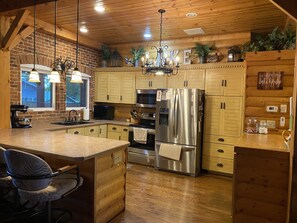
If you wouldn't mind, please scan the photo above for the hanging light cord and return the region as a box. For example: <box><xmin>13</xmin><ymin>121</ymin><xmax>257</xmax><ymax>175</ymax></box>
<box><xmin>75</xmin><ymin>0</ymin><xmax>79</xmax><ymax>68</ymax></box>
<box><xmin>33</xmin><ymin>0</ymin><xmax>37</xmax><ymax>69</ymax></box>
<box><xmin>159</xmin><ymin>10</ymin><xmax>163</xmax><ymax>49</ymax></box>
<box><xmin>54</xmin><ymin>0</ymin><xmax>57</xmax><ymax>65</ymax></box>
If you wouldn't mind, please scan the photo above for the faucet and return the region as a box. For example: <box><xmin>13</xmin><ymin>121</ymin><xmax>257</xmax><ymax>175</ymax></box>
<box><xmin>67</xmin><ymin>109</ymin><xmax>78</xmax><ymax>122</ymax></box>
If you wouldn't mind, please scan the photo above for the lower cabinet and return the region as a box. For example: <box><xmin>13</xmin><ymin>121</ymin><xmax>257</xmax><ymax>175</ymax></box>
<box><xmin>107</xmin><ymin>125</ymin><xmax>129</xmax><ymax>141</ymax></box>
<box><xmin>67</xmin><ymin>127</ymin><xmax>85</xmax><ymax>135</ymax></box>
<box><xmin>84</xmin><ymin>126</ymin><xmax>99</xmax><ymax>137</ymax></box>
<box><xmin>66</xmin><ymin>124</ymin><xmax>107</xmax><ymax>138</ymax></box>
<box><xmin>99</xmin><ymin>125</ymin><xmax>107</xmax><ymax>138</ymax></box>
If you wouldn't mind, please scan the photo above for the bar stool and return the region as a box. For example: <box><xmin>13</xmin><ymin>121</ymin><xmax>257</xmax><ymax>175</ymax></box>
<box><xmin>4</xmin><ymin>149</ymin><xmax>83</xmax><ymax>223</ymax></box>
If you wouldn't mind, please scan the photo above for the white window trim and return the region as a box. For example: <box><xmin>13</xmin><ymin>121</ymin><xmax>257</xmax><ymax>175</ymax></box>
<box><xmin>66</xmin><ymin>72</ymin><xmax>90</xmax><ymax>111</ymax></box>
<box><xmin>20</xmin><ymin>64</ymin><xmax>56</xmax><ymax>112</ymax></box>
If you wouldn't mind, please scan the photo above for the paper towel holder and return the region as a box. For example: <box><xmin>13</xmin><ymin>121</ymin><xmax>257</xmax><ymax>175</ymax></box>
<box><xmin>83</xmin><ymin>107</ymin><xmax>90</xmax><ymax>121</ymax></box>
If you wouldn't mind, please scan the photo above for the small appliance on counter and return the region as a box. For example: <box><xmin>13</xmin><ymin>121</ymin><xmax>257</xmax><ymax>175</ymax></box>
<box><xmin>10</xmin><ymin>105</ymin><xmax>32</xmax><ymax>128</ymax></box>
<box><xmin>93</xmin><ymin>105</ymin><xmax>114</xmax><ymax>120</ymax></box>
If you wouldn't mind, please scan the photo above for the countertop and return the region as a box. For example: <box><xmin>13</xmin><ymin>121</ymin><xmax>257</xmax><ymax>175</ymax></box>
<box><xmin>235</xmin><ymin>133</ymin><xmax>289</xmax><ymax>153</ymax></box>
<box><xmin>0</xmin><ymin>119</ymin><xmax>130</xmax><ymax>161</ymax></box>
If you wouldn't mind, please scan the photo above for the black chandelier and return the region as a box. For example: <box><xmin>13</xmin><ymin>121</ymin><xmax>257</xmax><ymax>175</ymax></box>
<box><xmin>142</xmin><ymin>9</ymin><xmax>179</xmax><ymax>76</ymax></box>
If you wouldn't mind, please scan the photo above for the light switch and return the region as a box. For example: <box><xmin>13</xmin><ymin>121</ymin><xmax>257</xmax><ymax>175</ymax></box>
<box><xmin>266</xmin><ymin>120</ymin><xmax>276</xmax><ymax>129</ymax></box>
<box><xmin>280</xmin><ymin>117</ymin><xmax>285</xmax><ymax>127</ymax></box>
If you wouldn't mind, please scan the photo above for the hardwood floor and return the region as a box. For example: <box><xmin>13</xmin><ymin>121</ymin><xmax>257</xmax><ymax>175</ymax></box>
<box><xmin>110</xmin><ymin>163</ymin><xmax>233</xmax><ymax>223</ymax></box>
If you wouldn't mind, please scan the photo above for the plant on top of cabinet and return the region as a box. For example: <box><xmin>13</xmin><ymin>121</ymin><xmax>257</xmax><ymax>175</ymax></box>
<box><xmin>195</xmin><ymin>43</ymin><xmax>213</xmax><ymax>64</ymax></box>
<box><xmin>125</xmin><ymin>46</ymin><xmax>145</xmax><ymax>67</ymax></box>
<box><xmin>100</xmin><ymin>44</ymin><xmax>111</xmax><ymax>67</ymax></box>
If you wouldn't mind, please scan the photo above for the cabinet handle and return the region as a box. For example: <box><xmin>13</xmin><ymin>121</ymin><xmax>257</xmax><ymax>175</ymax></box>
<box><xmin>119</xmin><ymin>136</ymin><xmax>121</xmax><ymax>140</ymax></box>
<box><xmin>220</xmin><ymin>102</ymin><xmax>223</xmax><ymax>109</ymax></box>
<box><xmin>186</xmin><ymin>81</ymin><xmax>188</xmax><ymax>87</ymax></box>
<box><xmin>221</xmin><ymin>80</ymin><xmax>224</xmax><ymax>86</ymax></box>
<box><xmin>112</xmin><ymin>127</ymin><xmax>117</xmax><ymax>130</ymax></box>
<box><xmin>223</xmin><ymin>102</ymin><xmax>226</xmax><ymax>109</ymax></box>
<box><xmin>120</xmin><ymin>95</ymin><xmax>123</xmax><ymax>101</ymax></box>
<box><xmin>224</xmin><ymin>80</ymin><xmax>227</xmax><ymax>87</ymax></box>
<box><xmin>74</xmin><ymin>131</ymin><xmax>79</xmax><ymax>134</ymax></box>
<box><xmin>184</xmin><ymin>81</ymin><xmax>186</xmax><ymax>87</ymax></box>
<box><xmin>90</xmin><ymin>129</ymin><xmax>94</xmax><ymax>132</ymax></box>
<box><xmin>217</xmin><ymin>149</ymin><xmax>224</xmax><ymax>153</ymax></box>
<box><xmin>218</xmin><ymin>138</ymin><xmax>225</xmax><ymax>142</ymax></box>
<box><xmin>100</xmin><ymin>129</ymin><xmax>102</xmax><ymax>134</ymax></box>
<box><xmin>107</xmin><ymin>95</ymin><xmax>109</xmax><ymax>100</ymax></box>
<box><xmin>217</xmin><ymin>163</ymin><xmax>224</xmax><ymax>168</ymax></box>
<box><xmin>150</xmin><ymin>81</ymin><xmax>153</xmax><ymax>87</ymax></box>
<box><xmin>123</xmin><ymin>128</ymin><xmax>128</xmax><ymax>132</ymax></box>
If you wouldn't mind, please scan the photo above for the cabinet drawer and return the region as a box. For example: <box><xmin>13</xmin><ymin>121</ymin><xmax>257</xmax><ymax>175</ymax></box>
<box><xmin>204</xmin><ymin>134</ymin><xmax>237</xmax><ymax>145</ymax></box>
<box><xmin>108</xmin><ymin>125</ymin><xmax>121</xmax><ymax>133</ymax></box>
<box><xmin>67</xmin><ymin>127</ymin><xmax>85</xmax><ymax>135</ymax></box>
<box><xmin>108</xmin><ymin>132</ymin><xmax>121</xmax><ymax>140</ymax></box>
<box><xmin>85</xmin><ymin>126</ymin><xmax>99</xmax><ymax>137</ymax></box>
<box><xmin>203</xmin><ymin>142</ymin><xmax>234</xmax><ymax>159</ymax></box>
<box><xmin>202</xmin><ymin>156</ymin><xmax>234</xmax><ymax>174</ymax></box>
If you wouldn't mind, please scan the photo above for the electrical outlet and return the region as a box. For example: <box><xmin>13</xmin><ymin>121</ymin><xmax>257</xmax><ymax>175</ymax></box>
<box><xmin>266</xmin><ymin>120</ymin><xmax>276</xmax><ymax>129</ymax></box>
<box><xmin>280</xmin><ymin>117</ymin><xmax>286</xmax><ymax>127</ymax></box>
<box><xmin>280</xmin><ymin>104</ymin><xmax>287</xmax><ymax>113</ymax></box>
<box><xmin>266</xmin><ymin>106</ymin><xmax>278</xmax><ymax>113</ymax></box>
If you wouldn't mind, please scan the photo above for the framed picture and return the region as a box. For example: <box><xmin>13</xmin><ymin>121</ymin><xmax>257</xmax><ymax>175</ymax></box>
<box><xmin>257</xmin><ymin>71</ymin><xmax>284</xmax><ymax>90</ymax></box>
<box><xmin>183</xmin><ymin>49</ymin><xmax>191</xmax><ymax>64</ymax></box>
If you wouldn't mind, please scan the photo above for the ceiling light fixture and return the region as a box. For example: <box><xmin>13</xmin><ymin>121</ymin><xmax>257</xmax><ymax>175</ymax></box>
<box><xmin>94</xmin><ymin>3</ymin><xmax>105</xmax><ymax>13</ymax></box>
<box><xmin>80</xmin><ymin>26</ymin><xmax>88</xmax><ymax>33</ymax></box>
<box><xmin>142</xmin><ymin>9</ymin><xmax>179</xmax><ymax>76</ymax></box>
<box><xmin>186</xmin><ymin>12</ymin><xmax>198</xmax><ymax>17</ymax></box>
<box><xmin>29</xmin><ymin>0</ymin><xmax>40</xmax><ymax>83</ymax></box>
<box><xmin>49</xmin><ymin>0</ymin><xmax>61</xmax><ymax>83</ymax></box>
<box><xmin>71</xmin><ymin>0</ymin><xmax>83</xmax><ymax>83</ymax></box>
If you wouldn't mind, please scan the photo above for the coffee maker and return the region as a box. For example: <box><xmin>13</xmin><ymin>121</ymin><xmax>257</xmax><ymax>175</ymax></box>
<box><xmin>10</xmin><ymin>105</ymin><xmax>31</xmax><ymax>128</ymax></box>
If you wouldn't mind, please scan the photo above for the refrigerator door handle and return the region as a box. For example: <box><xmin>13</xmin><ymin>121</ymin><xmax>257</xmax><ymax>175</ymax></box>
<box><xmin>173</xmin><ymin>92</ymin><xmax>178</xmax><ymax>137</ymax></box>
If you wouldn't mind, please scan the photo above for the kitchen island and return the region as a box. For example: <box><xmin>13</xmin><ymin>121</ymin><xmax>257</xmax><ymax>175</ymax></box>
<box><xmin>0</xmin><ymin>128</ymin><xmax>129</xmax><ymax>223</ymax></box>
<box><xmin>233</xmin><ymin>133</ymin><xmax>290</xmax><ymax>223</ymax></box>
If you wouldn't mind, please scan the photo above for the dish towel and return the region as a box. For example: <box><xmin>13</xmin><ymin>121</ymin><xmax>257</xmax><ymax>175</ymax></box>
<box><xmin>159</xmin><ymin>144</ymin><xmax>182</xmax><ymax>161</ymax></box>
<box><xmin>133</xmin><ymin>128</ymin><xmax>147</xmax><ymax>144</ymax></box>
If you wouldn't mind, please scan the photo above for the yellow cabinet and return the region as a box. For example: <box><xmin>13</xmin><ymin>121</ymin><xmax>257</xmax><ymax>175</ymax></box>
<box><xmin>107</xmin><ymin>124</ymin><xmax>129</xmax><ymax>141</ymax></box>
<box><xmin>205</xmin><ymin>67</ymin><xmax>245</xmax><ymax>96</ymax></box>
<box><xmin>67</xmin><ymin>127</ymin><xmax>85</xmax><ymax>135</ymax></box>
<box><xmin>95</xmin><ymin>71</ymin><xmax>135</xmax><ymax>104</ymax></box>
<box><xmin>99</xmin><ymin>124</ymin><xmax>107</xmax><ymax>138</ymax></box>
<box><xmin>136</xmin><ymin>73</ymin><xmax>166</xmax><ymax>89</ymax></box>
<box><xmin>84</xmin><ymin>126</ymin><xmax>99</xmax><ymax>137</ymax></box>
<box><xmin>167</xmin><ymin>69</ymin><xmax>205</xmax><ymax>89</ymax></box>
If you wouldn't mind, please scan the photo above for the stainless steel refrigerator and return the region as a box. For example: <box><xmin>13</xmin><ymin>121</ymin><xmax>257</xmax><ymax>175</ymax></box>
<box><xmin>155</xmin><ymin>88</ymin><xmax>204</xmax><ymax>176</ymax></box>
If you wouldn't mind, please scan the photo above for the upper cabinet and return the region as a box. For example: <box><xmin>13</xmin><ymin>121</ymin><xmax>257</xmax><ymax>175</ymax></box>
<box><xmin>205</xmin><ymin>67</ymin><xmax>245</xmax><ymax>96</ymax></box>
<box><xmin>95</xmin><ymin>70</ymin><xmax>136</xmax><ymax>104</ymax></box>
<box><xmin>167</xmin><ymin>69</ymin><xmax>205</xmax><ymax>89</ymax></box>
<box><xmin>136</xmin><ymin>73</ymin><xmax>167</xmax><ymax>89</ymax></box>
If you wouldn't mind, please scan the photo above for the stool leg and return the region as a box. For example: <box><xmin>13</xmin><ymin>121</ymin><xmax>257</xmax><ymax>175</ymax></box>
<box><xmin>47</xmin><ymin>201</ymin><xmax>51</xmax><ymax>223</ymax></box>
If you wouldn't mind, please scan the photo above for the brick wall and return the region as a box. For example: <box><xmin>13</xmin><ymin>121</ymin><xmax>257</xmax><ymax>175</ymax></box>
<box><xmin>10</xmin><ymin>31</ymin><xmax>100</xmax><ymax>121</ymax></box>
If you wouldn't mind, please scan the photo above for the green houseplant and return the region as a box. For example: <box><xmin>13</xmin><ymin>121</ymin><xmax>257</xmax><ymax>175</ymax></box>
<box><xmin>195</xmin><ymin>43</ymin><xmax>212</xmax><ymax>64</ymax></box>
<box><xmin>100</xmin><ymin>45</ymin><xmax>111</xmax><ymax>67</ymax></box>
<box><xmin>130</xmin><ymin>46</ymin><xmax>145</xmax><ymax>67</ymax></box>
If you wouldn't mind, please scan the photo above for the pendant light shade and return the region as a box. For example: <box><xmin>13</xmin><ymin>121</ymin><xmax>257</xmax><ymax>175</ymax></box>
<box><xmin>49</xmin><ymin>0</ymin><xmax>61</xmax><ymax>83</ymax></box>
<box><xmin>71</xmin><ymin>0</ymin><xmax>83</xmax><ymax>83</ymax></box>
<box><xmin>29</xmin><ymin>0</ymin><xmax>40</xmax><ymax>83</ymax></box>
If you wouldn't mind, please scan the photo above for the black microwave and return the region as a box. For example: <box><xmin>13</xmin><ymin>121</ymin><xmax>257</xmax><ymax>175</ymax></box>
<box><xmin>136</xmin><ymin>89</ymin><xmax>157</xmax><ymax>108</ymax></box>
<box><xmin>93</xmin><ymin>105</ymin><xmax>115</xmax><ymax>120</ymax></box>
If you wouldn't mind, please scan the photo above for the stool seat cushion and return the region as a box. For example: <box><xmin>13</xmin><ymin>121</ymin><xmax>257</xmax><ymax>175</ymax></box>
<box><xmin>18</xmin><ymin>174</ymin><xmax>83</xmax><ymax>202</ymax></box>
<box><xmin>0</xmin><ymin>176</ymin><xmax>12</xmax><ymax>187</ymax></box>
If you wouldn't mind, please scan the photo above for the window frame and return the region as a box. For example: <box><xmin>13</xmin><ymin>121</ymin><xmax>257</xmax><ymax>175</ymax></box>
<box><xmin>65</xmin><ymin>72</ymin><xmax>90</xmax><ymax>111</ymax></box>
<box><xmin>20</xmin><ymin>64</ymin><xmax>56</xmax><ymax>112</ymax></box>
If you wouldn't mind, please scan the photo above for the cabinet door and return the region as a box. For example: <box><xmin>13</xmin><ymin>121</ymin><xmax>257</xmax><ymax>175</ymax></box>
<box><xmin>167</xmin><ymin>70</ymin><xmax>186</xmax><ymax>88</ymax></box>
<box><xmin>108</xmin><ymin>132</ymin><xmax>121</xmax><ymax>140</ymax></box>
<box><xmin>95</xmin><ymin>72</ymin><xmax>108</xmax><ymax>102</ymax></box>
<box><xmin>84</xmin><ymin>126</ymin><xmax>99</xmax><ymax>137</ymax></box>
<box><xmin>99</xmin><ymin>125</ymin><xmax>107</xmax><ymax>138</ymax></box>
<box><xmin>223</xmin><ymin>68</ymin><xmax>245</xmax><ymax>96</ymax></box>
<box><xmin>136</xmin><ymin>74</ymin><xmax>151</xmax><ymax>89</ymax></box>
<box><xmin>187</xmin><ymin>69</ymin><xmax>205</xmax><ymax>89</ymax></box>
<box><xmin>205</xmin><ymin>69</ymin><xmax>224</xmax><ymax>95</ymax></box>
<box><xmin>151</xmin><ymin>75</ymin><xmax>167</xmax><ymax>89</ymax></box>
<box><xmin>67</xmin><ymin>127</ymin><xmax>85</xmax><ymax>135</ymax></box>
<box><xmin>121</xmin><ymin>126</ymin><xmax>129</xmax><ymax>141</ymax></box>
<box><xmin>121</xmin><ymin>72</ymin><xmax>136</xmax><ymax>104</ymax></box>
<box><xmin>221</xmin><ymin>97</ymin><xmax>243</xmax><ymax>137</ymax></box>
<box><xmin>204</xmin><ymin>96</ymin><xmax>222</xmax><ymax>136</ymax></box>
<box><xmin>108</xmin><ymin>72</ymin><xmax>121</xmax><ymax>103</ymax></box>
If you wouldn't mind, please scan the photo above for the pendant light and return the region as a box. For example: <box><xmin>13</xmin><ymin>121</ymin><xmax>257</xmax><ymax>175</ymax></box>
<box><xmin>49</xmin><ymin>0</ymin><xmax>61</xmax><ymax>83</ymax></box>
<box><xmin>29</xmin><ymin>0</ymin><xmax>40</xmax><ymax>83</ymax></box>
<box><xmin>70</xmin><ymin>0</ymin><xmax>83</xmax><ymax>83</ymax></box>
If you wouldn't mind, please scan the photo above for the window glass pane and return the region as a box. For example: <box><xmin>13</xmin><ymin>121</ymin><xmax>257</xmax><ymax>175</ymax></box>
<box><xmin>66</xmin><ymin>76</ymin><xmax>87</xmax><ymax>107</ymax></box>
<box><xmin>21</xmin><ymin>71</ymin><xmax>52</xmax><ymax>108</ymax></box>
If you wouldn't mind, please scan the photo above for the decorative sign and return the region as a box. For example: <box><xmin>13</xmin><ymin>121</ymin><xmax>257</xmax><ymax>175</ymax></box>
<box><xmin>257</xmin><ymin>71</ymin><xmax>284</xmax><ymax>90</ymax></box>
<box><xmin>183</xmin><ymin>49</ymin><xmax>191</xmax><ymax>64</ymax></box>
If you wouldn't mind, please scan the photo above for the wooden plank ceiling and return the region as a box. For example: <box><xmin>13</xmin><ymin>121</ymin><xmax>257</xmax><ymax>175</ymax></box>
<box><xmin>0</xmin><ymin>0</ymin><xmax>291</xmax><ymax>46</ymax></box>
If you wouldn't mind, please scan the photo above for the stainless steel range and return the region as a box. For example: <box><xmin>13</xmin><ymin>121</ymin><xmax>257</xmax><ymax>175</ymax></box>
<box><xmin>128</xmin><ymin>113</ymin><xmax>155</xmax><ymax>166</ymax></box>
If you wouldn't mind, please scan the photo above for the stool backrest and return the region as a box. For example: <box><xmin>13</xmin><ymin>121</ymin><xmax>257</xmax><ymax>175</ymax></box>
<box><xmin>0</xmin><ymin>147</ymin><xmax>6</xmax><ymax>165</ymax></box>
<box><xmin>4</xmin><ymin>149</ymin><xmax>53</xmax><ymax>191</ymax></box>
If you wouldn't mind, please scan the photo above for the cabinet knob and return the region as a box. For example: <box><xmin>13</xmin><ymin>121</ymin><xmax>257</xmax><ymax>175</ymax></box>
<box><xmin>217</xmin><ymin>163</ymin><xmax>224</xmax><ymax>168</ymax></box>
<box><xmin>217</xmin><ymin>149</ymin><xmax>224</xmax><ymax>153</ymax></box>
<box><xmin>112</xmin><ymin>127</ymin><xmax>117</xmax><ymax>130</ymax></box>
<box><xmin>123</xmin><ymin>128</ymin><xmax>128</xmax><ymax>132</ymax></box>
<box><xmin>218</xmin><ymin>138</ymin><xmax>225</xmax><ymax>142</ymax></box>
<box><xmin>90</xmin><ymin>129</ymin><xmax>94</xmax><ymax>132</ymax></box>
<box><xmin>74</xmin><ymin>131</ymin><xmax>79</xmax><ymax>134</ymax></box>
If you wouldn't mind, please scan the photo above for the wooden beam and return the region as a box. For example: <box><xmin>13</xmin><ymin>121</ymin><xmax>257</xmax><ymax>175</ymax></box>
<box><xmin>0</xmin><ymin>52</ymin><xmax>11</xmax><ymax>128</ymax></box>
<box><xmin>25</xmin><ymin>15</ymin><xmax>101</xmax><ymax>49</ymax></box>
<box><xmin>270</xmin><ymin>0</ymin><xmax>297</xmax><ymax>22</ymax></box>
<box><xmin>2</xmin><ymin>10</ymin><xmax>30</xmax><ymax>50</ymax></box>
<box><xmin>0</xmin><ymin>0</ymin><xmax>55</xmax><ymax>13</ymax></box>
<box><xmin>10</xmin><ymin>26</ymin><xmax>34</xmax><ymax>50</ymax></box>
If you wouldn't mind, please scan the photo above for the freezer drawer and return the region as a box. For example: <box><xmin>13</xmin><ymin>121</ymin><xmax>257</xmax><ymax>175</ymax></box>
<box><xmin>155</xmin><ymin>142</ymin><xmax>201</xmax><ymax>176</ymax></box>
<box><xmin>128</xmin><ymin>147</ymin><xmax>155</xmax><ymax>167</ymax></box>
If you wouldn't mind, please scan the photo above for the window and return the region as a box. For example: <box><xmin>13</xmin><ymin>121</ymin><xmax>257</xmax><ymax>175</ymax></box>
<box><xmin>21</xmin><ymin>65</ymin><xmax>55</xmax><ymax>111</ymax></box>
<box><xmin>66</xmin><ymin>74</ymin><xmax>90</xmax><ymax>109</ymax></box>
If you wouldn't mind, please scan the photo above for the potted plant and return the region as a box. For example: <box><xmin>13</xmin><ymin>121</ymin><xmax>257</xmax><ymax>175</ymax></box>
<box><xmin>100</xmin><ymin>45</ymin><xmax>110</xmax><ymax>67</ymax></box>
<box><xmin>195</xmin><ymin>43</ymin><xmax>212</xmax><ymax>64</ymax></box>
<box><xmin>130</xmin><ymin>46</ymin><xmax>145</xmax><ymax>67</ymax></box>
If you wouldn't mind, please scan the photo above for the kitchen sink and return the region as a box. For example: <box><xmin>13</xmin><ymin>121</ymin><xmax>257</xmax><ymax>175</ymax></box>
<box><xmin>51</xmin><ymin>121</ymin><xmax>94</xmax><ymax>126</ymax></box>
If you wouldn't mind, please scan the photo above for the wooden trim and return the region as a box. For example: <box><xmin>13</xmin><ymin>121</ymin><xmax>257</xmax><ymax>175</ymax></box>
<box><xmin>10</xmin><ymin>26</ymin><xmax>34</xmax><ymax>49</ymax></box>
<box><xmin>270</xmin><ymin>0</ymin><xmax>297</xmax><ymax>23</ymax></box>
<box><xmin>24</xmin><ymin>15</ymin><xmax>101</xmax><ymax>49</ymax></box>
<box><xmin>2</xmin><ymin>10</ymin><xmax>30</xmax><ymax>50</ymax></box>
<box><xmin>0</xmin><ymin>0</ymin><xmax>56</xmax><ymax>13</ymax></box>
